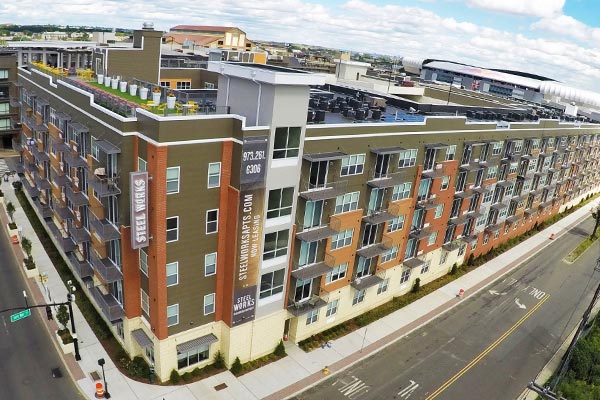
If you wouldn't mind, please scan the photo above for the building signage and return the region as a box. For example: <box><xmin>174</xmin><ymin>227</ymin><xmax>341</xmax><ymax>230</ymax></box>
<box><xmin>232</xmin><ymin>136</ymin><xmax>268</xmax><ymax>326</ymax></box>
<box><xmin>130</xmin><ymin>171</ymin><xmax>149</xmax><ymax>249</ymax></box>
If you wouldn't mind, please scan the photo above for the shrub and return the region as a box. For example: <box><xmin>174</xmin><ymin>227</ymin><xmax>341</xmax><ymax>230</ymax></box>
<box><xmin>191</xmin><ymin>367</ymin><xmax>202</xmax><ymax>377</ymax></box>
<box><xmin>170</xmin><ymin>369</ymin><xmax>181</xmax><ymax>384</ymax></box>
<box><xmin>182</xmin><ymin>372</ymin><xmax>193</xmax><ymax>382</ymax></box>
<box><xmin>6</xmin><ymin>201</ymin><xmax>15</xmax><ymax>223</ymax></box>
<box><xmin>466</xmin><ymin>254</ymin><xmax>475</xmax><ymax>266</ymax></box>
<box><xmin>274</xmin><ymin>340</ymin><xmax>286</xmax><ymax>357</ymax></box>
<box><xmin>128</xmin><ymin>356</ymin><xmax>149</xmax><ymax>378</ymax></box>
<box><xmin>450</xmin><ymin>263</ymin><xmax>458</xmax><ymax>275</ymax></box>
<box><xmin>57</xmin><ymin>328</ymin><xmax>74</xmax><ymax>344</ymax></box>
<box><xmin>12</xmin><ymin>181</ymin><xmax>22</xmax><ymax>191</ymax></box>
<box><xmin>412</xmin><ymin>278</ymin><xmax>421</xmax><ymax>293</ymax></box>
<box><xmin>230</xmin><ymin>357</ymin><xmax>242</xmax><ymax>375</ymax></box>
<box><xmin>24</xmin><ymin>257</ymin><xmax>36</xmax><ymax>270</ymax></box>
<box><xmin>213</xmin><ymin>350</ymin><xmax>225</xmax><ymax>369</ymax></box>
<box><xmin>21</xmin><ymin>236</ymin><xmax>32</xmax><ymax>258</ymax></box>
<box><xmin>56</xmin><ymin>304</ymin><xmax>70</xmax><ymax>330</ymax></box>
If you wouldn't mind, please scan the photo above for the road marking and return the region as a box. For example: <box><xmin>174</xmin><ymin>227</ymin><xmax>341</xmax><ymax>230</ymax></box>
<box><xmin>397</xmin><ymin>380</ymin><xmax>419</xmax><ymax>398</ymax></box>
<box><xmin>488</xmin><ymin>290</ymin><xmax>507</xmax><ymax>296</ymax></box>
<box><xmin>515</xmin><ymin>298</ymin><xmax>527</xmax><ymax>309</ymax></box>
<box><xmin>332</xmin><ymin>376</ymin><xmax>370</xmax><ymax>399</ymax></box>
<box><xmin>529</xmin><ymin>287</ymin><xmax>546</xmax><ymax>299</ymax></box>
<box><xmin>1</xmin><ymin>316</ymin><xmax>8</xmax><ymax>335</ymax></box>
<box><xmin>425</xmin><ymin>294</ymin><xmax>550</xmax><ymax>400</ymax></box>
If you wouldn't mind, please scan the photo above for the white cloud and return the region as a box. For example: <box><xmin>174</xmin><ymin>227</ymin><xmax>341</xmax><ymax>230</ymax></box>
<box><xmin>531</xmin><ymin>14</ymin><xmax>600</xmax><ymax>43</ymax></box>
<box><xmin>0</xmin><ymin>0</ymin><xmax>599</xmax><ymax>93</ymax></box>
<box><xmin>464</xmin><ymin>0</ymin><xmax>565</xmax><ymax>18</ymax></box>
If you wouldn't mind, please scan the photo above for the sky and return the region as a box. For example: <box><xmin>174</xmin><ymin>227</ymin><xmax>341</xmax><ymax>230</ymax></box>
<box><xmin>1</xmin><ymin>0</ymin><xmax>599</xmax><ymax>93</ymax></box>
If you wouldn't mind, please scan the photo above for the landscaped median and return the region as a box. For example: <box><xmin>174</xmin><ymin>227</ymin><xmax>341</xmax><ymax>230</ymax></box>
<box><xmin>299</xmin><ymin>193</ymin><xmax>600</xmax><ymax>352</ymax></box>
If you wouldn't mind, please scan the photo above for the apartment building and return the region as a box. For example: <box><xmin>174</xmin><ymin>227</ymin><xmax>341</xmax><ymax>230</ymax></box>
<box><xmin>10</xmin><ymin>24</ymin><xmax>600</xmax><ymax>382</ymax></box>
<box><xmin>0</xmin><ymin>51</ymin><xmax>20</xmax><ymax>149</ymax></box>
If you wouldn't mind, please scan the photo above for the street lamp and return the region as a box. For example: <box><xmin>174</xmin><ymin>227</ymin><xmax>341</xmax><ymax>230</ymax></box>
<box><xmin>66</xmin><ymin>281</ymin><xmax>81</xmax><ymax>361</ymax></box>
<box><xmin>97</xmin><ymin>358</ymin><xmax>111</xmax><ymax>399</ymax></box>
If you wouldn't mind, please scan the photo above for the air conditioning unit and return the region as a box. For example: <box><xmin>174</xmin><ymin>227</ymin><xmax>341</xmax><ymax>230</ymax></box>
<box><xmin>94</xmin><ymin>167</ymin><xmax>106</xmax><ymax>176</ymax></box>
<box><xmin>423</xmin><ymin>222</ymin><xmax>430</xmax><ymax>228</ymax></box>
<box><xmin>435</xmin><ymin>164</ymin><xmax>443</xmax><ymax>170</ymax></box>
<box><xmin>417</xmin><ymin>250</ymin><xmax>424</xmax><ymax>255</ymax></box>
<box><xmin>73</xmin><ymin>177</ymin><xmax>79</xmax><ymax>188</ymax></box>
<box><xmin>73</xmin><ymin>144</ymin><xmax>78</xmax><ymax>152</ymax></box>
<box><xmin>59</xmin><ymin>133</ymin><xmax>63</xmax><ymax>139</ymax></box>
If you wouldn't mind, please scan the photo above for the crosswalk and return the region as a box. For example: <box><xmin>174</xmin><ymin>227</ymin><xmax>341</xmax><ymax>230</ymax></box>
<box><xmin>0</xmin><ymin>159</ymin><xmax>9</xmax><ymax>177</ymax></box>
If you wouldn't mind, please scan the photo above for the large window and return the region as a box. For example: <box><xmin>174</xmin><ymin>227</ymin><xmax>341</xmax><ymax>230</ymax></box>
<box><xmin>440</xmin><ymin>176</ymin><xmax>450</xmax><ymax>191</ymax></box>
<box><xmin>381</xmin><ymin>245</ymin><xmax>398</xmax><ymax>263</ymax></box>
<box><xmin>138</xmin><ymin>157</ymin><xmax>147</xmax><ymax>172</ymax></box>
<box><xmin>299</xmin><ymin>241</ymin><xmax>319</xmax><ymax>267</ymax></box>
<box><xmin>341</xmin><ymin>154</ymin><xmax>365</xmax><ymax>176</ymax></box>
<box><xmin>141</xmin><ymin>289</ymin><xmax>149</xmax><ymax>316</ymax></box>
<box><xmin>303</xmin><ymin>200</ymin><xmax>323</xmax><ymax>228</ymax></box>
<box><xmin>263</xmin><ymin>230</ymin><xmax>289</xmax><ymax>260</ymax></box>
<box><xmin>335</xmin><ymin>192</ymin><xmax>359</xmax><ymax>214</ymax></box>
<box><xmin>167</xmin><ymin>304</ymin><xmax>179</xmax><ymax>326</ymax></box>
<box><xmin>259</xmin><ymin>269</ymin><xmax>285</xmax><ymax>299</ymax></box>
<box><xmin>326</xmin><ymin>299</ymin><xmax>339</xmax><ymax>317</ymax></box>
<box><xmin>331</xmin><ymin>229</ymin><xmax>353</xmax><ymax>250</ymax></box>
<box><xmin>166</xmin><ymin>262</ymin><xmax>178</xmax><ymax>286</ymax></box>
<box><xmin>387</xmin><ymin>215</ymin><xmax>405</xmax><ymax>232</ymax></box>
<box><xmin>205</xmin><ymin>252</ymin><xmax>217</xmax><ymax>276</ymax></box>
<box><xmin>139</xmin><ymin>248</ymin><xmax>148</xmax><ymax>276</ymax></box>
<box><xmin>204</xmin><ymin>293</ymin><xmax>215</xmax><ymax>315</ymax></box>
<box><xmin>0</xmin><ymin>69</ymin><xmax>8</xmax><ymax>80</ymax></box>
<box><xmin>273</xmin><ymin>127</ymin><xmax>301</xmax><ymax>159</ymax></box>
<box><xmin>0</xmin><ymin>103</ymin><xmax>9</xmax><ymax>114</ymax></box>
<box><xmin>306</xmin><ymin>309</ymin><xmax>319</xmax><ymax>325</ymax></box>
<box><xmin>352</xmin><ymin>289</ymin><xmax>366</xmax><ymax>305</ymax></box>
<box><xmin>206</xmin><ymin>209</ymin><xmax>219</xmax><ymax>234</ymax></box>
<box><xmin>177</xmin><ymin>344</ymin><xmax>209</xmax><ymax>369</ymax></box>
<box><xmin>207</xmin><ymin>162</ymin><xmax>221</xmax><ymax>188</ymax></box>
<box><xmin>326</xmin><ymin>263</ymin><xmax>348</xmax><ymax>284</ymax></box>
<box><xmin>377</xmin><ymin>278</ymin><xmax>390</xmax><ymax>294</ymax></box>
<box><xmin>166</xmin><ymin>167</ymin><xmax>180</xmax><ymax>194</ymax></box>
<box><xmin>176</xmin><ymin>81</ymin><xmax>191</xmax><ymax>90</ymax></box>
<box><xmin>486</xmin><ymin>166</ymin><xmax>498</xmax><ymax>180</ymax></box>
<box><xmin>166</xmin><ymin>217</ymin><xmax>179</xmax><ymax>242</ymax></box>
<box><xmin>400</xmin><ymin>269</ymin><xmax>411</xmax><ymax>284</ymax></box>
<box><xmin>392</xmin><ymin>182</ymin><xmax>412</xmax><ymax>201</ymax></box>
<box><xmin>492</xmin><ymin>142</ymin><xmax>503</xmax><ymax>156</ymax></box>
<box><xmin>267</xmin><ymin>187</ymin><xmax>294</xmax><ymax>219</ymax></box>
<box><xmin>428</xmin><ymin>232</ymin><xmax>438</xmax><ymax>246</ymax></box>
<box><xmin>398</xmin><ymin>149</ymin><xmax>417</xmax><ymax>168</ymax></box>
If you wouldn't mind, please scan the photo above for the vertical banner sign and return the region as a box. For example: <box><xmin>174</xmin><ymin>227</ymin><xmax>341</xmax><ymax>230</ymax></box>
<box><xmin>232</xmin><ymin>136</ymin><xmax>268</xmax><ymax>326</ymax></box>
<box><xmin>130</xmin><ymin>171</ymin><xmax>149</xmax><ymax>249</ymax></box>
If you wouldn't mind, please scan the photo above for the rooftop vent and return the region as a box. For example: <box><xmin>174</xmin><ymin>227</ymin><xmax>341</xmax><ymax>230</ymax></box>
<box><xmin>142</xmin><ymin>22</ymin><xmax>154</xmax><ymax>30</ymax></box>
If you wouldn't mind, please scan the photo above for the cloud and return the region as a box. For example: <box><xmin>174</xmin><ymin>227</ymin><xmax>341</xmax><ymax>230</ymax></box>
<box><xmin>531</xmin><ymin>14</ymin><xmax>600</xmax><ymax>43</ymax></box>
<box><xmin>464</xmin><ymin>0</ymin><xmax>565</xmax><ymax>18</ymax></box>
<box><xmin>0</xmin><ymin>0</ymin><xmax>599</xmax><ymax>93</ymax></box>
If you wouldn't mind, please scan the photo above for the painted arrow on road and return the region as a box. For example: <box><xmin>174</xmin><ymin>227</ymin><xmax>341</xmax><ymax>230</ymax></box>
<box><xmin>515</xmin><ymin>298</ymin><xmax>527</xmax><ymax>309</ymax></box>
<box><xmin>489</xmin><ymin>290</ymin><xmax>507</xmax><ymax>296</ymax></box>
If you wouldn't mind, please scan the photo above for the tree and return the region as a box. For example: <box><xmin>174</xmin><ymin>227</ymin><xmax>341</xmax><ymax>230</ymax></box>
<box><xmin>591</xmin><ymin>206</ymin><xmax>600</xmax><ymax>238</ymax></box>
<box><xmin>56</xmin><ymin>304</ymin><xmax>70</xmax><ymax>331</ymax></box>
<box><xmin>21</xmin><ymin>236</ymin><xmax>32</xmax><ymax>259</ymax></box>
<box><xmin>6</xmin><ymin>201</ymin><xmax>15</xmax><ymax>223</ymax></box>
<box><xmin>230</xmin><ymin>357</ymin><xmax>242</xmax><ymax>375</ymax></box>
<box><xmin>411</xmin><ymin>278</ymin><xmax>421</xmax><ymax>293</ymax></box>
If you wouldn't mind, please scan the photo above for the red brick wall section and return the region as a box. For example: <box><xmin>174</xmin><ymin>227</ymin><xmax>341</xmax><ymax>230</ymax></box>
<box><xmin>147</xmin><ymin>143</ymin><xmax>168</xmax><ymax>339</ymax></box>
<box><xmin>221</xmin><ymin>186</ymin><xmax>239</xmax><ymax>327</ymax></box>
<box><xmin>215</xmin><ymin>141</ymin><xmax>233</xmax><ymax>322</ymax></box>
<box><xmin>121</xmin><ymin>225</ymin><xmax>141</xmax><ymax>318</ymax></box>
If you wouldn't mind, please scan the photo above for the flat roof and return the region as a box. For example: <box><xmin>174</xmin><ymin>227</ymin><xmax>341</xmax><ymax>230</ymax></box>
<box><xmin>6</xmin><ymin>41</ymin><xmax>98</xmax><ymax>50</ymax></box>
<box><xmin>207</xmin><ymin>61</ymin><xmax>326</xmax><ymax>86</ymax></box>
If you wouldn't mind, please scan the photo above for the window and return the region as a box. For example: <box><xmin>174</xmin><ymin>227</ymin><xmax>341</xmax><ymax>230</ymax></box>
<box><xmin>483</xmin><ymin>234</ymin><xmax>489</xmax><ymax>245</ymax></box>
<box><xmin>326</xmin><ymin>263</ymin><xmax>348</xmax><ymax>284</ymax></box>
<box><xmin>509</xmin><ymin>163</ymin><xmax>518</xmax><ymax>175</ymax></box>
<box><xmin>398</xmin><ymin>149</ymin><xmax>417</xmax><ymax>168</ymax></box>
<box><xmin>138</xmin><ymin>157</ymin><xmax>147</xmax><ymax>172</ymax></box>
<box><xmin>205</xmin><ymin>252</ymin><xmax>217</xmax><ymax>276</ymax></box>
<box><xmin>400</xmin><ymin>269</ymin><xmax>411</xmax><ymax>284</ymax></box>
<box><xmin>206</xmin><ymin>209</ymin><xmax>218</xmax><ymax>234</ymax></box>
<box><xmin>486</xmin><ymin>166</ymin><xmax>498</xmax><ymax>180</ymax></box>
<box><xmin>335</xmin><ymin>192</ymin><xmax>359</xmax><ymax>214</ymax></box>
<box><xmin>166</xmin><ymin>217</ymin><xmax>179</xmax><ymax>242</ymax></box>
<box><xmin>352</xmin><ymin>289</ymin><xmax>366</xmax><ymax>305</ymax></box>
<box><xmin>177</xmin><ymin>344</ymin><xmax>209</xmax><ymax>369</ymax></box>
<box><xmin>381</xmin><ymin>245</ymin><xmax>399</xmax><ymax>263</ymax></box>
<box><xmin>513</xmin><ymin>140</ymin><xmax>523</xmax><ymax>154</ymax></box>
<box><xmin>207</xmin><ymin>163</ymin><xmax>221</xmax><ymax>188</ymax></box>
<box><xmin>91</xmin><ymin>136</ymin><xmax>100</xmax><ymax>160</ymax></box>
<box><xmin>505</xmin><ymin>185</ymin><xmax>514</xmax><ymax>197</ymax></box>
<box><xmin>420</xmin><ymin>261</ymin><xmax>430</xmax><ymax>274</ymax></box>
<box><xmin>445</xmin><ymin>145</ymin><xmax>456</xmax><ymax>161</ymax></box>
<box><xmin>166</xmin><ymin>167</ymin><xmax>180</xmax><ymax>194</ymax></box>
<box><xmin>139</xmin><ymin>248</ymin><xmax>148</xmax><ymax>276</ymax></box>
<box><xmin>263</xmin><ymin>230</ymin><xmax>289</xmax><ymax>260</ymax></box>
<box><xmin>273</xmin><ymin>127</ymin><xmax>300</xmax><ymax>159</ymax></box>
<box><xmin>494</xmin><ymin>230</ymin><xmax>500</xmax><ymax>239</ymax></box>
<box><xmin>303</xmin><ymin>200</ymin><xmax>323</xmax><ymax>228</ymax></box>
<box><xmin>167</xmin><ymin>304</ymin><xmax>179</xmax><ymax>326</ymax></box>
<box><xmin>387</xmin><ymin>215</ymin><xmax>405</xmax><ymax>233</ymax></box>
<box><xmin>341</xmin><ymin>154</ymin><xmax>365</xmax><ymax>176</ymax></box>
<box><xmin>0</xmin><ymin>69</ymin><xmax>7</xmax><ymax>80</ymax></box>
<box><xmin>331</xmin><ymin>229</ymin><xmax>353</xmax><ymax>250</ymax></box>
<box><xmin>204</xmin><ymin>82</ymin><xmax>215</xmax><ymax>89</ymax></box>
<box><xmin>160</xmin><ymin>81</ymin><xmax>170</xmax><ymax>87</ymax></box>
<box><xmin>392</xmin><ymin>182</ymin><xmax>412</xmax><ymax>201</ymax></box>
<box><xmin>483</xmin><ymin>190</ymin><xmax>494</xmax><ymax>203</ymax></box>
<box><xmin>267</xmin><ymin>187</ymin><xmax>294</xmax><ymax>219</ymax></box>
<box><xmin>176</xmin><ymin>81</ymin><xmax>191</xmax><ymax>89</ymax></box>
<box><xmin>434</xmin><ymin>204</ymin><xmax>444</xmax><ymax>219</ymax></box>
<box><xmin>166</xmin><ymin>262</ymin><xmax>178</xmax><ymax>286</ymax></box>
<box><xmin>492</xmin><ymin>142</ymin><xmax>503</xmax><ymax>156</ymax></box>
<box><xmin>377</xmin><ymin>278</ymin><xmax>390</xmax><ymax>294</ymax></box>
<box><xmin>259</xmin><ymin>269</ymin><xmax>285</xmax><ymax>298</ymax></box>
<box><xmin>428</xmin><ymin>231</ymin><xmax>437</xmax><ymax>246</ymax></box>
<box><xmin>440</xmin><ymin>176</ymin><xmax>450</xmax><ymax>190</ymax></box>
<box><xmin>0</xmin><ymin>103</ymin><xmax>8</xmax><ymax>114</ymax></box>
<box><xmin>471</xmin><ymin>241</ymin><xmax>478</xmax><ymax>250</ymax></box>
<box><xmin>204</xmin><ymin>293</ymin><xmax>215</xmax><ymax>315</ymax></box>
<box><xmin>440</xmin><ymin>251</ymin><xmax>448</xmax><ymax>265</ymax></box>
<box><xmin>306</xmin><ymin>309</ymin><xmax>319</xmax><ymax>325</ymax></box>
<box><xmin>299</xmin><ymin>241</ymin><xmax>319</xmax><ymax>266</ymax></box>
<box><xmin>326</xmin><ymin>299</ymin><xmax>339</xmax><ymax>317</ymax></box>
<box><xmin>528</xmin><ymin>159</ymin><xmax>538</xmax><ymax>172</ymax></box>
<box><xmin>141</xmin><ymin>289</ymin><xmax>149</xmax><ymax>315</ymax></box>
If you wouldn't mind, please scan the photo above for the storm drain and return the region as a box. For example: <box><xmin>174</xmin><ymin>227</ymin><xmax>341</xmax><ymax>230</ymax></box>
<box><xmin>51</xmin><ymin>368</ymin><xmax>63</xmax><ymax>378</ymax></box>
<box><xmin>214</xmin><ymin>383</ymin><xmax>228</xmax><ymax>391</ymax></box>
<box><xmin>90</xmin><ymin>371</ymin><xmax>101</xmax><ymax>381</ymax></box>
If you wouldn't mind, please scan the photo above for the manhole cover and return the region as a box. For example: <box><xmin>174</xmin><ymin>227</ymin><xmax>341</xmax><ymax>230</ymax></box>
<box><xmin>51</xmin><ymin>368</ymin><xmax>63</xmax><ymax>378</ymax></box>
<box><xmin>90</xmin><ymin>371</ymin><xmax>101</xmax><ymax>381</ymax></box>
<box><xmin>214</xmin><ymin>383</ymin><xmax>228</xmax><ymax>391</ymax></box>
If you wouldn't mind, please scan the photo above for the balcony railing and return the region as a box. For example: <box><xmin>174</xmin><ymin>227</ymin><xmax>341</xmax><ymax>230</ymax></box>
<box><xmin>89</xmin><ymin>213</ymin><xmax>120</xmax><ymax>242</ymax></box>
<box><xmin>287</xmin><ymin>287</ymin><xmax>329</xmax><ymax>317</ymax></box>
<box><xmin>47</xmin><ymin>220</ymin><xmax>76</xmax><ymax>252</ymax></box>
<box><xmin>90</xmin><ymin>286</ymin><xmax>124</xmax><ymax>323</ymax></box>
<box><xmin>90</xmin><ymin>250</ymin><xmax>123</xmax><ymax>283</ymax></box>
<box><xmin>67</xmin><ymin>252</ymin><xmax>93</xmax><ymax>280</ymax></box>
<box><xmin>65</xmin><ymin>185</ymin><xmax>89</xmax><ymax>206</ymax></box>
<box><xmin>88</xmin><ymin>171</ymin><xmax>121</xmax><ymax>197</ymax></box>
<box><xmin>298</xmin><ymin>179</ymin><xmax>347</xmax><ymax>201</ymax></box>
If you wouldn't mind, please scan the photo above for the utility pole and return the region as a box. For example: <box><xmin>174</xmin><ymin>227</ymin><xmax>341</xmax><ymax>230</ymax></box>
<box><xmin>526</xmin><ymin>381</ymin><xmax>567</xmax><ymax>400</ymax></box>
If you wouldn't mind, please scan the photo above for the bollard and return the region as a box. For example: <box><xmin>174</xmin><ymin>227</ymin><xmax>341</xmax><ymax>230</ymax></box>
<box><xmin>458</xmin><ymin>288</ymin><xmax>465</xmax><ymax>298</ymax></box>
<box><xmin>323</xmin><ymin>366</ymin><xmax>329</xmax><ymax>375</ymax></box>
<box><xmin>95</xmin><ymin>382</ymin><xmax>105</xmax><ymax>398</ymax></box>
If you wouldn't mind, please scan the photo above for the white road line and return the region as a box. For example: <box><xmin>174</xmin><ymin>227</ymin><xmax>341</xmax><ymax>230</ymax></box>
<box><xmin>1</xmin><ymin>316</ymin><xmax>9</xmax><ymax>335</ymax></box>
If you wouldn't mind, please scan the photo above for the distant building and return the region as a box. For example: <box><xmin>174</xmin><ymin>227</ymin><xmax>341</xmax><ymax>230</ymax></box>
<box><xmin>41</xmin><ymin>31</ymin><xmax>69</xmax><ymax>41</ymax></box>
<box><xmin>164</xmin><ymin>25</ymin><xmax>254</xmax><ymax>51</ymax></box>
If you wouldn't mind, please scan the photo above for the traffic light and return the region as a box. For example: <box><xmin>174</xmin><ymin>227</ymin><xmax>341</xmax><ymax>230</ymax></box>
<box><xmin>45</xmin><ymin>305</ymin><xmax>53</xmax><ymax>320</ymax></box>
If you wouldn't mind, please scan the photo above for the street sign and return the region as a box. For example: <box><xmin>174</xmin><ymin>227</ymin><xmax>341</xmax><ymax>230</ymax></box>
<box><xmin>10</xmin><ymin>309</ymin><xmax>31</xmax><ymax>322</ymax></box>
<box><xmin>39</xmin><ymin>273</ymin><xmax>48</xmax><ymax>283</ymax></box>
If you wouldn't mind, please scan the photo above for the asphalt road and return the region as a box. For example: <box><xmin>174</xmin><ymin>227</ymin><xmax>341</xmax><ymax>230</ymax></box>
<box><xmin>295</xmin><ymin>218</ymin><xmax>600</xmax><ymax>400</ymax></box>
<box><xmin>0</xmin><ymin>228</ymin><xmax>83</xmax><ymax>399</ymax></box>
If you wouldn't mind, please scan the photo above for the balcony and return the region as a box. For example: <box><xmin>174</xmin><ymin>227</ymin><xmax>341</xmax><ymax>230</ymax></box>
<box><xmin>351</xmin><ymin>274</ymin><xmax>383</xmax><ymax>291</ymax></box>
<box><xmin>287</xmin><ymin>289</ymin><xmax>329</xmax><ymax>317</ymax></box>
<box><xmin>403</xmin><ymin>257</ymin><xmax>426</xmax><ymax>269</ymax></box>
<box><xmin>90</xmin><ymin>286</ymin><xmax>124</xmax><ymax>323</ymax></box>
<box><xmin>65</xmin><ymin>185</ymin><xmax>89</xmax><ymax>206</ymax></box>
<box><xmin>53</xmin><ymin>202</ymin><xmax>74</xmax><ymax>221</ymax></box>
<box><xmin>88</xmin><ymin>171</ymin><xmax>121</xmax><ymax>197</ymax></box>
<box><xmin>47</xmin><ymin>220</ymin><xmax>76</xmax><ymax>252</ymax></box>
<box><xmin>367</xmin><ymin>171</ymin><xmax>410</xmax><ymax>189</ymax></box>
<box><xmin>50</xmin><ymin>169</ymin><xmax>69</xmax><ymax>187</ymax></box>
<box><xmin>299</xmin><ymin>180</ymin><xmax>346</xmax><ymax>201</ymax></box>
<box><xmin>67</xmin><ymin>220</ymin><xmax>91</xmax><ymax>243</ymax></box>
<box><xmin>90</xmin><ymin>250</ymin><xmax>123</xmax><ymax>283</ymax></box>
<box><xmin>67</xmin><ymin>252</ymin><xmax>93</xmax><ymax>280</ymax></box>
<box><xmin>34</xmin><ymin>198</ymin><xmax>53</xmax><ymax>219</ymax></box>
<box><xmin>22</xmin><ymin>176</ymin><xmax>40</xmax><ymax>198</ymax></box>
<box><xmin>356</xmin><ymin>235</ymin><xmax>393</xmax><ymax>258</ymax></box>
<box><xmin>295</xmin><ymin>225</ymin><xmax>337</xmax><ymax>242</ymax></box>
<box><xmin>89</xmin><ymin>214</ymin><xmax>120</xmax><ymax>242</ymax></box>
<box><xmin>31</xmin><ymin>145</ymin><xmax>50</xmax><ymax>162</ymax></box>
<box><xmin>291</xmin><ymin>262</ymin><xmax>331</xmax><ymax>281</ymax></box>
<box><xmin>34</xmin><ymin>173</ymin><xmax>51</xmax><ymax>190</ymax></box>
<box><xmin>63</xmin><ymin>149</ymin><xmax>88</xmax><ymax>168</ymax></box>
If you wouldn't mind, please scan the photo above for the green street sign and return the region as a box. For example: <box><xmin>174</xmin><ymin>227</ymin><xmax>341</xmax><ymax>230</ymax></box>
<box><xmin>10</xmin><ymin>309</ymin><xmax>31</xmax><ymax>322</ymax></box>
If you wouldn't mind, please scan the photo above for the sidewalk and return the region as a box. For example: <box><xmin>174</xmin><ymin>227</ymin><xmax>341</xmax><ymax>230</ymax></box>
<box><xmin>2</xmin><ymin>158</ymin><xmax>599</xmax><ymax>400</ymax></box>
